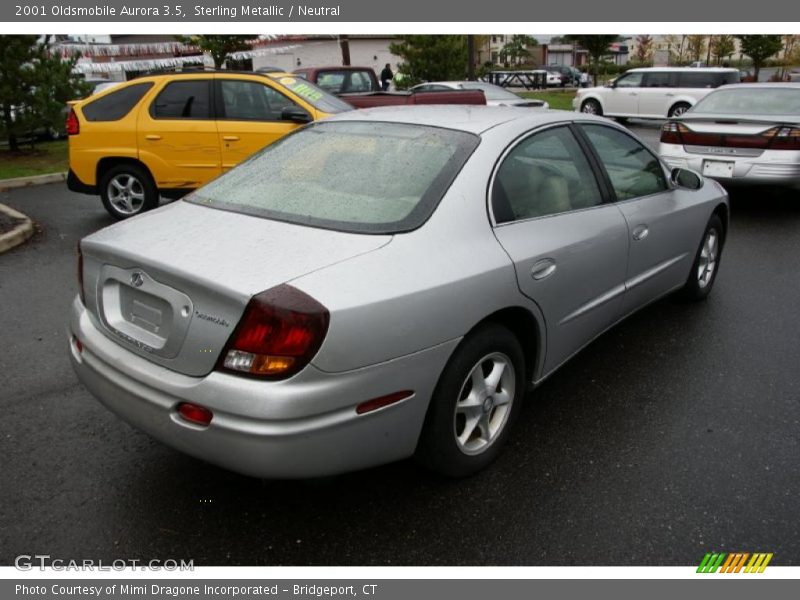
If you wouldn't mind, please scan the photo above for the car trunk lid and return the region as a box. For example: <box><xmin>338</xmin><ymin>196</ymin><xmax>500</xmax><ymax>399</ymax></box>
<box><xmin>80</xmin><ymin>201</ymin><xmax>391</xmax><ymax>377</ymax></box>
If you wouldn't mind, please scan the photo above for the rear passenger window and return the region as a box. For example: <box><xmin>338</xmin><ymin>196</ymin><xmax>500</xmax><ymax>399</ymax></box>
<box><xmin>492</xmin><ymin>126</ymin><xmax>603</xmax><ymax>224</ymax></box>
<box><xmin>151</xmin><ymin>80</ymin><xmax>212</xmax><ymax>119</ymax></box>
<box><xmin>81</xmin><ymin>83</ymin><xmax>153</xmax><ymax>121</ymax></box>
<box><xmin>643</xmin><ymin>72</ymin><xmax>674</xmax><ymax>87</ymax></box>
<box><xmin>580</xmin><ymin>124</ymin><xmax>668</xmax><ymax>201</ymax></box>
<box><xmin>677</xmin><ymin>72</ymin><xmax>717</xmax><ymax>88</ymax></box>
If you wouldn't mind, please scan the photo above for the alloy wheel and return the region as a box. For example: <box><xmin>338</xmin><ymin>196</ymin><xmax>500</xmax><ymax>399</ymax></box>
<box><xmin>453</xmin><ymin>352</ymin><xmax>516</xmax><ymax>455</ymax></box>
<box><xmin>107</xmin><ymin>173</ymin><xmax>146</xmax><ymax>215</ymax></box>
<box><xmin>697</xmin><ymin>229</ymin><xmax>718</xmax><ymax>288</ymax></box>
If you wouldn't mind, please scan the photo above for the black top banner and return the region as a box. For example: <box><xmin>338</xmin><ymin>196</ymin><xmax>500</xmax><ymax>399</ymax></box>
<box><xmin>4</xmin><ymin>0</ymin><xmax>800</xmax><ymax>22</ymax></box>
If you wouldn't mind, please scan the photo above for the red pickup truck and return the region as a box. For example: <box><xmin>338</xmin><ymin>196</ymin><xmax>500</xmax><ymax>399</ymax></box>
<box><xmin>341</xmin><ymin>90</ymin><xmax>486</xmax><ymax>109</ymax></box>
<box><xmin>293</xmin><ymin>66</ymin><xmax>487</xmax><ymax>108</ymax></box>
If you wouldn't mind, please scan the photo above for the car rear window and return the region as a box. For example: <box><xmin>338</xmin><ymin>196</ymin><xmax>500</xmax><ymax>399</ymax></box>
<box><xmin>691</xmin><ymin>88</ymin><xmax>800</xmax><ymax>115</ymax></box>
<box><xmin>81</xmin><ymin>82</ymin><xmax>153</xmax><ymax>121</ymax></box>
<box><xmin>188</xmin><ymin>120</ymin><xmax>479</xmax><ymax>234</ymax></box>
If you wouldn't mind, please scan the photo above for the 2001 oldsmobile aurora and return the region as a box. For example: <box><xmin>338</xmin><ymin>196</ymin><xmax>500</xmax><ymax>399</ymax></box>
<box><xmin>69</xmin><ymin>106</ymin><xmax>729</xmax><ymax>478</ymax></box>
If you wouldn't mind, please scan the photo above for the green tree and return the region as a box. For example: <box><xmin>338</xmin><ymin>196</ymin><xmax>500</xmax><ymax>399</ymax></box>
<box><xmin>176</xmin><ymin>35</ymin><xmax>253</xmax><ymax>69</ymax></box>
<box><xmin>565</xmin><ymin>35</ymin><xmax>619</xmax><ymax>86</ymax></box>
<box><xmin>634</xmin><ymin>35</ymin><xmax>654</xmax><ymax>64</ymax></box>
<box><xmin>686</xmin><ymin>35</ymin><xmax>707</xmax><ymax>62</ymax></box>
<box><xmin>711</xmin><ymin>35</ymin><xmax>736</xmax><ymax>65</ymax></box>
<box><xmin>501</xmin><ymin>35</ymin><xmax>538</xmax><ymax>66</ymax></box>
<box><xmin>389</xmin><ymin>35</ymin><xmax>468</xmax><ymax>87</ymax></box>
<box><xmin>737</xmin><ymin>35</ymin><xmax>784</xmax><ymax>80</ymax></box>
<box><xmin>0</xmin><ymin>35</ymin><xmax>87</xmax><ymax>151</ymax></box>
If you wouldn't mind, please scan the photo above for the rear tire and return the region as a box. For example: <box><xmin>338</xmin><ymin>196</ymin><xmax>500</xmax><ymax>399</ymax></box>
<box><xmin>415</xmin><ymin>323</ymin><xmax>525</xmax><ymax>478</ymax></box>
<box><xmin>581</xmin><ymin>99</ymin><xmax>602</xmax><ymax>116</ymax></box>
<box><xmin>99</xmin><ymin>164</ymin><xmax>158</xmax><ymax>220</ymax></box>
<box><xmin>679</xmin><ymin>214</ymin><xmax>724</xmax><ymax>301</ymax></box>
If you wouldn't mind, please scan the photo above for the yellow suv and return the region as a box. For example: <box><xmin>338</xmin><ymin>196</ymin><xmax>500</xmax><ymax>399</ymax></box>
<box><xmin>66</xmin><ymin>71</ymin><xmax>352</xmax><ymax>219</ymax></box>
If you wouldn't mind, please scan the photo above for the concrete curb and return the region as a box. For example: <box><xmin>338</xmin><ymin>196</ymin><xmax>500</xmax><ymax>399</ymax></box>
<box><xmin>0</xmin><ymin>203</ymin><xmax>35</xmax><ymax>254</ymax></box>
<box><xmin>0</xmin><ymin>171</ymin><xmax>66</xmax><ymax>192</ymax></box>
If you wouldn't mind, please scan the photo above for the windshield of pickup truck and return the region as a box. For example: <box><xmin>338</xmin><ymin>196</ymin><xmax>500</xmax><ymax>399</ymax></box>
<box><xmin>270</xmin><ymin>75</ymin><xmax>353</xmax><ymax>114</ymax></box>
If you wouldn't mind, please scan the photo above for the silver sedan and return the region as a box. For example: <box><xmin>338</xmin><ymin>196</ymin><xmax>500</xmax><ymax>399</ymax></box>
<box><xmin>411</xmin><ymin>81</ymin><xmax>549</xmax><ymax>108</ymax></box>
<box><xmin>659</xmin><ymin>82</ymin><xmax>800</xmax><ymax>188</ymax></box>
<box><xmin>69</xmin><ymin>106</ymin><xmax>729</xmax><ymax>478</ymax></box>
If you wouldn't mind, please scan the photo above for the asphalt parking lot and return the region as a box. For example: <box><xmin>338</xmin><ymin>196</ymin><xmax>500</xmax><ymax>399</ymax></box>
<box><xmin>1</xmin><ymin>123</ymin><xmax>798</xmax><ymax>566</ymax></box>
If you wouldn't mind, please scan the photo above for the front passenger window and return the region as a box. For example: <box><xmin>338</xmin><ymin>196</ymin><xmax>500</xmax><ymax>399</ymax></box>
<box><xmin>580</xmin><ymin>124</ymin><xmax>668</xmax><ymax>200</ymax></box>
<box><xmin>492</xmin><ymin>126</ymin><xmax>603</xmax><ymax>224</ymax></box>
<box><xmin>220</xmin><ymin>80</ymin><xmax>298</xmax><ymax>121</ymax></box>
<box><xmin>615</xmin><ymin>72</ymin><xmax>644</xmax><ymax>88</ymax></box>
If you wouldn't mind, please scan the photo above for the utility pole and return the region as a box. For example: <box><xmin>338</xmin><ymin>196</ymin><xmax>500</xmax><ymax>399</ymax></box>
<box><xmin>339</xmin><ymin>35</ymin><xmax>351</xmax><ymax>66</ymax></box>
<box><xmin>467</xmin><ymin>35</ymin><xmax>476</xmax><ymax>80</ymax></box>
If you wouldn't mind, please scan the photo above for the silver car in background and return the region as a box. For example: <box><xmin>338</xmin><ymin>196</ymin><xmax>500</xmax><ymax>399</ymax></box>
<box><xmin>69</xmin><ymin>106</ymin><xmax>729</xmax><ymax>479</ymax></box>
<box><xmin>659</xmin><ymin>83</ymin><xmax>800</xmax><ymax>188</ymax></box>
<box><xmin>411</xmin><ymin>81</ymin><xmax>549</xmax><ymax>108</ymax></box>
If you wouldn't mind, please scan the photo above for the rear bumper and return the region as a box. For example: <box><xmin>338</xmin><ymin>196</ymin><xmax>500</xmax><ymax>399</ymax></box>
<box><xmin>68</xmin><ymin>296</ymin><xmax>459</xmax><ymax>478</ymax></box>
<box><xmin>66</xmin><ymin>169</ymin><xmax>97</xmax><ymax>195</ymax></box>
<box><xmin>660</xmin><ymin>144</ymin><xmax>800</xmax><ymax>187</ymax></box>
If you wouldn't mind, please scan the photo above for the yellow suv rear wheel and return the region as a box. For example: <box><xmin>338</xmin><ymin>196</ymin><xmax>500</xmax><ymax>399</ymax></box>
<box><xmin>99</xmin><ymin>163</ymin><xmax>159</xmax><ymax>220</ymax></box>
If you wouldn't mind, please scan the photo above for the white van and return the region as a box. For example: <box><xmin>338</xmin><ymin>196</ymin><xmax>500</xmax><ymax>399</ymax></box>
<box><xmin>573</xmin><ymin>67</ymin><xmax>740</xmax><ymax>119</ymax></box>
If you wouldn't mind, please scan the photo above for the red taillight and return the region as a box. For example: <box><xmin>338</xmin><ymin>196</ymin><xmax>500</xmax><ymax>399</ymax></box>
<box><xmin>177</xmin><ymin>403</ymin><xmax>213</xmax><ymax>427</ymax></box>
<box><xmin>66</xmin><ymin>109</ymin><xmax>79</xmax><ymax>136</ymax></box>
<box><xmin>77</xmin><ymin>243</ymin><xmax>85</xmax><ymax>304</ymax></box>
<box><xmin>763</xmin><ymin>126</ymin><xmax>800</xmax><ymax>150</ymax></box>
<box><xmin>218</xmin><ymin>284</ymin><xmax>329</xmax><ymax>379</ymax></box>
<box><xmin>661</xmin><ymin>122</ymin><xmax>800</xmax><ymax>150</ymax></box>
<box><xmin>660</xmin><ymin>121</ymin><xmax>690</xmax><ymax>144</ymax></box>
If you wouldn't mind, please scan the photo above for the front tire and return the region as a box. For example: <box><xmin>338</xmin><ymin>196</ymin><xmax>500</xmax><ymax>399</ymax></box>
<box><xmin>679</xmin><ymin>214</ymin><xmax>724</xmax><ymax>301</ymax></box>
<box><xmin>581</xmin><ymin>99</ymin><xmax>602</xmax><ymax>116</ymax></box>
<box><xmin>99</xmin><ymin>164</ymin><xmax>158</xmax><ymax>220</ymax></box>
<box><xmin>668</xmin><ymin>102</ymin><xmax>691</xmax><ymax>118</ymax></box>
<box><xmin>415</xmin><ymin>323</ymin><xmax>525</xmax><ymax>477</ymax></box>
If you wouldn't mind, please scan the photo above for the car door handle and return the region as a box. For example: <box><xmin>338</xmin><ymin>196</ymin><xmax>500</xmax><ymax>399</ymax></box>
<box><xmin>629</xmin><ymin>92</ymin><xmax>637</xmax><ymax>96</ymax></box>
<box><xmin>530</xmin><ymin>258</ymin><xmax>557</xmax><ymax>280</ymax></box>
<box><xmin>223</xmin><ymin>136</ymin><xmax>240</xmax><ymax>141</ymax></box>
<box><xmin>144</xmin><ymin>134</ymin><xmax>162</xmax><ymax>141</ymax></box>
<box><xmin>632</xmin><ymin>225</ymin><xmax>649</xmax><ymax>241</ymax></box>
<box><xmin>665</xmin><ymin>93</ymin><xmax>675</xmax><ymax>97</ymax></box>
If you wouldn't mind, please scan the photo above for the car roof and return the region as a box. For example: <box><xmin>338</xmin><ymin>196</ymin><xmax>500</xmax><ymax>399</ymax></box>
<box><xmin>415</xmin><ymin>81</ymin><xmax>501</xmax><ymax>88</ymax></box>
<box><xmin>705</xmin><ymin>82</ymin><xmax>800</xmax><ymax>90</ymax></box>
<box><xmin>325</xmin><ymin>105</ymin><xmax>601</xmax><ymax>135</ymax></box>
<box><xmin>128</xmin><ymin>70</ymin><xmax>295</xmax><ymax>82</ymax></box>
<box><xmin>627</xmin><ymin>67</ymin><xmax>739</xmax><ymax>73</ymax></box>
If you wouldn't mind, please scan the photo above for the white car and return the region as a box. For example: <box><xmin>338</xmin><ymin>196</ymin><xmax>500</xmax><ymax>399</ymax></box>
<box><xmin>659</xmin><ymin>83</ymin><xmax>800</xmax><ymax>188</ymax></box>
<box><xmin>411</xmin><ymin>81</ymin><xmax>549</xmax><ymax>108</ymax></box>
<box><xmin>573</xmin><ymin>67</ymin><xmax>740</xmax><ymax>119</ymax></box>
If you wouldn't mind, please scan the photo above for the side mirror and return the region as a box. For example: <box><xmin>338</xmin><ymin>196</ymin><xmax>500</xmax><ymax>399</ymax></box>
<box><xmin>605</xmin><ymin>80</ymin><xmax>616</xmax><ymax>88</ymax></box>
<box><xmin>670</xmin><ymin>167</ymin><xmax>704</xmax><ymax>190</ymax></box>
<box><xmin>281</xmin><ymin>106</ymin><xmax>312</xmax><ymax>124</ymax></box>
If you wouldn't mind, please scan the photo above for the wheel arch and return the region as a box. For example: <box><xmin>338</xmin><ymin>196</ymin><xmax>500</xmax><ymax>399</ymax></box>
<box><xmin>580</xmin><ymin>95</ymin><xmax>604</xmax><ymax>113</ymax></box>
<box><xmin>667</xmin><ymin>99</ymin><xmax>693</xmax><ymax>117</ymax></box>
<box><xmin>96</xmin><ymin>157</ymin><xmax>155</xmax><ymax>189</ymax></box>
<box><xmin>468</xmin><ymin>306</ymin><xmax>545</xmax><ymax>389</ymax></box>
<box><xmin>712</xmin><ymin>202</ymin><xmax>729</xmax><ymax>244</ymax></box>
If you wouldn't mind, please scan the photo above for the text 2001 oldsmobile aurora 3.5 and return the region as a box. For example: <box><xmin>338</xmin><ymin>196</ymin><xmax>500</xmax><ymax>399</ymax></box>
<box><xmin>69</xmin><ymin>106</ymin><xmax>729</xmax><ymax>478</ymax></box>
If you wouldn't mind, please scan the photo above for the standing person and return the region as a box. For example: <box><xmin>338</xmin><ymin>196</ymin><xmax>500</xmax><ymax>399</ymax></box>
<box><xmin>580</xmin><ymin>69</ymin><xmax>590</xmax><ymax>88</ymax></box>
<box><xmin>380</xmin><ymin>63</ymin><xmax>393</xmax><ymax>91</ymax></box>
